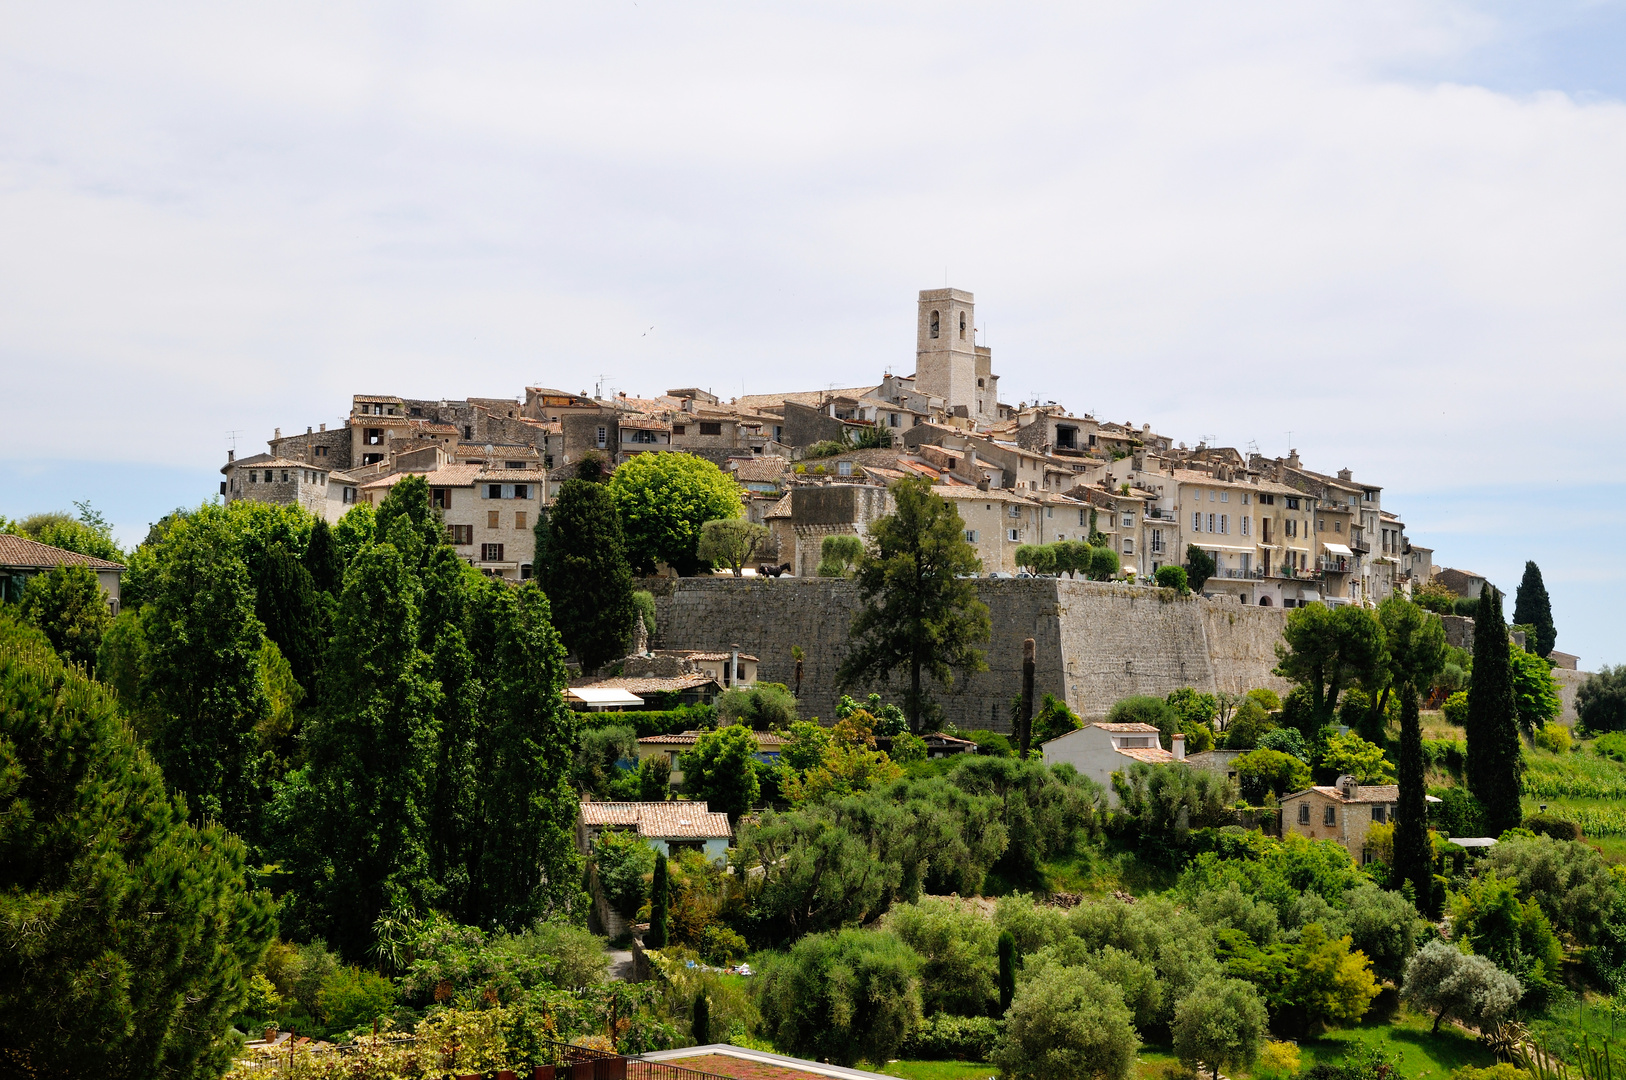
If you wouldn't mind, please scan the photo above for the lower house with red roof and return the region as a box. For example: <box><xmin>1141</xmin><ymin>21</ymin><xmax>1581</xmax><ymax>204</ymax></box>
<box><xmin>1039</xmin><ymin>721</ymin><xmax>1188</xmax><ymax>805</ymax></box>
<box><xmin>0</xmin><ymin>535</ymin><xmax>125</xmax><ymax>612</ymax></box>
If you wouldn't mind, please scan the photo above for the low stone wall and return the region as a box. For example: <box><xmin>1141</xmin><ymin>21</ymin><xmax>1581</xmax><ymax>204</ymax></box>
<box><xmin>651</xmin><ymin>577</ymin><xmax>1294</xmax><ymax>729</ymax></box>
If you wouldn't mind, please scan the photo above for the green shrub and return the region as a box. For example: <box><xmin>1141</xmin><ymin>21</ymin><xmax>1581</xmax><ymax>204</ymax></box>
<box><xmin>805</xmin><ymin>441</ymin><xmax>847</xmax><ymax>459</ymax></box>
<box><xmin>316</xmin><ymin>966</ymin><xmax>397</xmax><ymax>1035</ymax></box>
<box><xmin>577</xmin><ymin>704</ymin><xmax>715</xmax><ymax>737</ymax></box>
<box><xmin>717</xmin><ymin>683</ymin><xmax>798</xmax><ymax>730</ymax></box>
<box><xmin>1234</xmin><ymin>749</ymin><xmax>1311</xmax><ymax>804</ymax></box>
<box><xmin>902</xmin><ymin>1014</ymin><xmax>1001</xmax><ymax>1061</ymax></box>
<box><xmin>1156</xmin><ymin>565</ymin><xmax>1189</xmax><ymax>592</ymax></box>
<box><xmin>1105</xmin><ymin>695</ymin><xmax>1180</xmax><ymax>750</ymax></box>
<box><xmin>697</xmin><ymin>924</ymin><xmax>748</xmax><ymax>965</ymax></box>
<box><xmin>1533</xmin><ymin>723</ymin><xmax>1571</xmax><ymax>754</ymax></box>
<box><xmin>1256</xmin><ymin>727</ymin><xmax>1310</xmax><ymax>762</ymax></box>
<box><xmin>1441</xmin><ymin>691</ymin><xmax>1469</xmax><ymax>726</ymax></box>
<box><xmin>593</xmin><ymin>828</ymin><xmax>656</xmax><ymax>918</ymax></box>
<box><xmin>1247</xmin><ymin>688</ymin><xmax>1282</xmax><ymax>713</ymax></box>
<box><xmin>1523</xmin><ymin>814</ymin><xmax>1582</xmax><ymax>842</ymax></box>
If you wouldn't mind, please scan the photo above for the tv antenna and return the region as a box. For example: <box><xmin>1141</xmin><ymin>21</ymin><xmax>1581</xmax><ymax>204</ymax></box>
<box><xmin>225</xmin><ymin>430</ymin><xmax>240</xmax><ymax>453</ymax></box>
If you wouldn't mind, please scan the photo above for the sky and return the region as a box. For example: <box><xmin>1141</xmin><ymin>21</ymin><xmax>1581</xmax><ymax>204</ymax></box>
<box><xmin>2</xmin><ymin>2</ymin><xmax>1623</xmax><ymax>665</ymax></box>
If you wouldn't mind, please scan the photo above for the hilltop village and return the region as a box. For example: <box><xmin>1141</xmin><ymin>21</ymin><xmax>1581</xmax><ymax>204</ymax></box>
<box><xmin>223</xmin><ymin>287</ymin><xmax>1438</xmax><ymax>611</ymax></box>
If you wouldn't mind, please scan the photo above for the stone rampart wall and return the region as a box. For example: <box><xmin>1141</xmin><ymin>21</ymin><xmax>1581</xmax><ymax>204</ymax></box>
<box><xmin>652</xmin><ymin>578</ymin><xmax>1293</xmax><ymax>730</ymax></box>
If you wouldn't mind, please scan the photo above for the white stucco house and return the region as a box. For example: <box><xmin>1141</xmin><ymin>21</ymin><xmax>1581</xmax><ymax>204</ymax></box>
<box><xmin>1040</xmin><ymin>722</ymin><xmax>1186</xmax><ymax>805</ymax></box>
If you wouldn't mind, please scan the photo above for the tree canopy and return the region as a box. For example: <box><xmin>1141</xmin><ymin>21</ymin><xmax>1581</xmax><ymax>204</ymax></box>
<box><xmin>1512</xmin><ymin>560</ymin><xmax>1556</xmax><ymax>659</ymax></box>
<box><xmin>539</xmin><ymin>477</ymin><xmax>636</xmax><ymax>672</ymax></box>
<box><xmin>696</xmin><ymin>518</ymin><xmax>769</xmax><ymax>577</ymax></box>
<box><xmin>838</xmin><ymin>479</ymin><xmax>989</xmax><ymax>731</ymax></box>
<box><xmin>607</xmin><ymin>453</ymin><xmax>744</xmax><ymax>575</ymax></box>
<box><xmin>19</xmin><ymin>563</ymin><xmax>113</xmax><ymax>672</ymax></box>
<box><xmin>1466</xmin><ymin>585</ymin><xmax>1523</xmax><ymax>835</ymax></box>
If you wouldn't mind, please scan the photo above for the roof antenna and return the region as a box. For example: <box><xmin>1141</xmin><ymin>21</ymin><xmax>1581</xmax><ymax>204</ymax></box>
<box><xmin>225</xmin><ymin>430</ymin><xmax>240</xmax><ymax>453</ymax></box>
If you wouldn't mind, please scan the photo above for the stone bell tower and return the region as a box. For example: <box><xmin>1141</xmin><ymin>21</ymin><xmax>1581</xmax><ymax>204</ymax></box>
<box><xmin>915</xmin><ymin>288</ymin><xmax>997</xmax><ymax>426</ymax></box>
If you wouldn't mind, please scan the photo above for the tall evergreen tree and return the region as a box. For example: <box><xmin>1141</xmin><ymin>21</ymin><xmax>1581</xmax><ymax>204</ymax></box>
<box><xmin>421</xmin><ymin>548</ymin><xmax>483</xmax><ymax>919</ymax></box>
<box><xmin>1466</xmin><ymin>584</ymin><xmax>1522</xmax><ymax>835</ymax></box>
<box><xmin>1513</xmin><ymin>560</ymin><xmax>1557</xmax><ymax>659</ymax></box>
<box><xmin>304</xmin><ymin>517</ymin><xmax>342</xmax><ymax>595</ymax></box>
<box><xmin>542</xmin><ymin>477</ymin><xmax>637</xmax><ymax>672</ymax></box>
<box><xmin>998</xmin><ymin>930</ymin><xmax>1018</xmax><ymax>1013</ymax></box>
<box><xmin>1393</xmin><ymin>683</ymin><xmax>1433</xmax><ymax>913</ymax></box>
<box><xmin>375</xmin><ymin>473</ymin><xmax>447</xmax><ymax>569</ymax></box>
<box><xmin>471</xmin><ymin>583</ymin><xmax>581</xmax><ymax>927</ymax></box>
<box><xmin>252</xmin><ymin>542</ymin><xmax>321</xmax><ymax>694</ymax></box>
<box><xmin>839</xmin><ymin>478</ymin><xmax>990</xmax><ymax>731</ymax></box>
<box><xmin>142</xmin><ymin>513</ymin><xmax>270</xmax><ymax>835</ymax></box>
<box><xmin>0</xmin><ymin>612</ymin><xmax>276</xmax><ymax>1080</ymax></box>
<box><xmin>300</xmin><ymin>542</ymin><xmax>443</xmax><ymax>957</ymax></box>
<box><xmin>647</xmin><ymin>853</ymin><xmax>670</xmax><ymax>948</ymax></box>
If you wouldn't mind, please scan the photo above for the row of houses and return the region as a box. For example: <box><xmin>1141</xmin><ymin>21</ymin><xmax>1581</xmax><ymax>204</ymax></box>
<box><xmin>220</xmin><ymin>285</ymin><xmax>1453</xmax><ymax>605</ymax></box>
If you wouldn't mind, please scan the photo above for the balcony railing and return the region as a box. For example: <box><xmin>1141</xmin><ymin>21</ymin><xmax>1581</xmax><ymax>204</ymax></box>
<box><xmin>1348</xmin><ymin>538</ymin><xmax>1371</xmax><ymax>553</ymax></box>
<box><xmin>1213</xmin><ymin>567</ymin><xmax>1260</xmax><ymax>580</ymax></box>
<box><xmin>1319</xmin><ymin>556</ymin><xmax>1355</xmax><ymax>574</ymax></box>
<box><xmin>1146</xmin><ymin>506</ymin><xmax>1178</xmax><ymax>520</ymax></box>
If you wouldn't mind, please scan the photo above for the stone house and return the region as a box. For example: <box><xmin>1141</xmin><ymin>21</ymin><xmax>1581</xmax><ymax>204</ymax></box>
<box><xmin>357</xmin><ymin>464</ymin><xmax>546</xmax><ymax>581</ymax></box>
<box><xmin>1039</xmin><ymin>723</ymin><xmax>1186</xmax><ymax>806</ymax></box>
<box><xmin>0</xmin><ymin>535</ymin><xmax>125</xmax><ymax>612</ymax></box>
<box><xmin>634</xmin><ymin>730</ymin><xmax>790</xmax><ymax>787</ymax></box>
<box><xmin>577</xmin><ymin>800</ymin><xmax>734</xmax><ymax>863</ymax></box>
<box><xmin>934</xmin><ymin>487</ymin><xmax>1046</xmax><ymax>576</ymax></box>
<box><xmin>1279</xmin><ymin>777</ymin><xmax>1399</xmax><ymax>863</ymax></box>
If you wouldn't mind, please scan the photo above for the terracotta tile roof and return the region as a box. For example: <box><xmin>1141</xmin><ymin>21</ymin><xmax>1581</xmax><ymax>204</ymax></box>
<box><xmin>588</xmin><ymin>673</ymin><xmax>722</xmax><ymax>695</ymax></box>
<box><xmin>474</xmin><ymin>469</ymin><xmax>546</xmax><ymax>481</ymax></box>
<box><xmin>229</xmin><ymin>457</ymin><xmax>329</xmax><ymax>473</ymax></box>
<box><xmin>578</xmin><ymin>800</ymin><xmax>733</xmax><ymax>840</ymax></box>
<box><xmin>730</xmin><ymin>457</ymin><xmax>790</xmax><ymax>483</ymax></box>
<box><xmin>763</xmin><ymin>494</ymin><xmax>794</xmax><ymax>519</ymax></box>
<box><xmin>735</xmin><ymin>386</ymin><xmax>880</xmax><ymax>411</ymax></box>
<box><xmin>1092</xmin><ymin>722</ymin><xmax>1162</xmax><ymax>733</ymax></box>
<box><xmin>639</xmin><ymin>730</ymin><xmax>790</xmax><ymax>748</ymax></box>
<box><xmin>1116</xmin><ymin>747</ymin><xmax>1177</xmax><ymax>764</ymax></box>
<box><xmin>682</xmin><ymin>651</ymin><xmax>759</xmax><ymax>663</ymax></box>
<box><xmin>1295</xmin><ymin>784</ymin><xmax>1400</xmax><ymax>804</ymax></box>
<box><xmin>0</xmin><ymin>535</ymin><xmax>125</xmax><ymax>571</ymax></box>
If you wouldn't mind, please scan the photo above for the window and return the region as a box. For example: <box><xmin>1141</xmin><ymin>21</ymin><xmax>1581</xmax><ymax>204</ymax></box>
<box><xmin>977</xmin><ymin>378</ymin><xmax>985</xmax><ymax>388</ymax></box>
<box><xmin>1298</xmin><ymin>804</ymin><xmax>1311</xmax><ymax>825</ymax></box>
<box><xmin>1259</xmin><ymin>493</ymin><xmax>1275</xmax><ymax>506</ymax></box>
<box><xmin>965</xmin><ymin>529</ymin><xmax>979</xmax><ymax>542</ymax></box>
<box><xmin>315</xmin><ymin>445</ymin><xmax>328</xmax><ymax>457</ymax></box>
<box><xmin>837</xmin><ymin>461</ymin><xmax>853</xmax><ymax>476</ymax></box>
<box><xmin>1262</xmin><ymin>518</ymin><xmax>1272</xmax><ymax>543</ymax></box>
<box><xmin>246</xmin><ymin>471</ymin><xmax>256</xmax><ymax>484</ymax></box>
<box><xmin>1220</xmin><ymin>491</ymin><xmax>1229</xmax><ymax>503</ymax></box>
<box><xmin>464</xmin><ymin>425</ymin><xmax>473</xmax><ymax>439</ymax></box>
<box><xmin>596</xmin><ymin>427</ymin><xmax>607</xmax><ymax>448</ymax></box>
<box><xmin>889</xmin><ymin>413</ymin><xmax>899</xmax><ymax>427</ymax></box>
<box><xmin>506</xmin><ymin>461</ymin><xmax>525</xmax><ymax>469</ymax></box>
<box><xmin>487</xmin><ymin>484</ymin><xmax>502</xmax><ymax>499</ymax></box>
<box><xmin>488</xmin><ymin>510</ymin><xmax>500</xmax><ymax>528</ymax></box>
<box><xmin>1240</xmin><ymin>492</ymin><xmax>1248</xmax><ymax>505</ymax></box>
<box><xmin>1336</xmin><ymin>520</ymin><xmax>1343</xmax><ymax>533</ymax></box>
<box><xmin>343</xmin><ymin>487</ymin><xmax>356</xmax><ymax>504</ymax></box>
<box><xmin>1207</xmin><ymin>513</ymin><xmax>1216</xmax><ymax>532</ymax></box>
<box><xmin>1286</xmin><ymin>496</ymin><xmax>1301</xmax><ymax>510</ymax></box>
<box><xmin>1372</xmin><ymin>804</ymin><xmax>1387</xmax><ymax>823</ymax></box>
<box><xmin>480</xmin><ymin>543</ymin><xmax>505</xmax><ymax>562</ymax></box>
<box><xmin>1241</xmin><ymin>516</ymin><xmax>1250</xmax><ymax>536</ymax></box>
<box><xmin>1008</xmin><ymin>528</ymin><xmax>1020</xmax><ymax>542</ymax></box>
<box><xmin>1122</xmin><ymin>514</ymin><xmax>1133</xmax><ymax>527</ymax></box>
<box><xmin>959</xmin><ymin>311</ymin><xmax>967</xmax><ymax>339</ymax></box>
<box><xmin>1324</xmin><ymin>805</ymin><xmax>1337</xmax><ymax>826</ymax></box>
<box><xmin>1079</xmin><ymin>509</ymin><xmax>1087</xmax><ymax>526</ymax></box>
<box><xmin>1219</xmin><ymin>514</ymin><xmax>1228</xmax><ymax>534</ymax></box>
<box><xmin>1150</xmin><ymin>528</ymin><xmax>1164</xmax><ymax>553</ymax></box>
<box><xmin>1192</xmin><ymin>511</ymin><xmax>1202</xmax><ymax>532</ymax></box>
<box><xmin>365</xmin><ymin>428</ymin><xmax>384</xmax><ymax>444</ymax></box>
<box><xmin>1318</xmin><ymin>519</ymin><xmax>1325</xmax><ymax>531</ymax></box>
<box><xmin>1209</xmin><ymin>490</ymin><xmax>1216</xmax><ymax>501</ymax></box>
<box><xmin>281</xmin><ymin>471</ymin><xmax>289</xmax><ymax>482</ymax></box>
<box><xmin>672</xmin><ymin>424</ymin><xmax>686</xmax><ymax>435</ymax></box>
<box><xmin>514</xmin><ymin>511</ymin><xmax>527</xmax><ymax>530</ymax></box>
<box><xmin>514</xmin><ymin>484</ymin><xmax>530</xmax><ymax>499</ymax></box>
<box><xmin>432</xmin><ymin>487</ymin><xmax>450</xmax><ymax>510</ymax></box>
<box><xmin>930</xmin><ymin>310</ymin><xmax>940</xmax><ymax>338</ymax></box>
<box><xmin>628</xmin><ymin>429</ymin><xmax>657</xmax><ymax>444</ymax></box>
<box><xmin>699</xmin><ymin>422</ymin><xmax>722</xmax><ymax>436</ymax></box>
<box><xmin>447</xmin><ymin>524</ymin><xmax>473</xmax><ymax>545</ymax></box>
<box><xmin>1123</xmin><ymin>538</ymin><xmax>1133</xmax><ymax>554</ymax></box>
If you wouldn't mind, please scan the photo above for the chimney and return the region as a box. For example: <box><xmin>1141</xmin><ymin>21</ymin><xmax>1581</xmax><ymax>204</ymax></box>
<box><xmin>1337</xmin><ymin>468</ymin><xmax>1352</xmax><ymax>481</ymax></box>
<box><xmin>319</xmin><ymin>422</ymin><xmax>326</xmax><ymax>432</ymax></box>
<box><xmin>227</xmin><ymin>449</ymin><xmax>235</xmax><ymax>462</ymax></box>
<box><xmin>306</xmin><ymin>426</ymin><xmax>313</xmax><ymax>434</ymax></box>
<box><xmin>1287</xmin><ymin>448</ymin><xmax>1302</xmax><ymax>469</ymax></box>
<box><xmin>274</xmin><ymin>427</ymin><xmax>281</xmax><ymax>439</ymax></box>
<box><xmin>1338</xmin><ymin>774</ymin><xmax>1357</xmax><ymax>798</ymax></box>
<box><xmin>1172</xmin><ymin>733</ymin><xmax>1186</xmax><ymax>761</ymax></box>
<box><xmin>729</xmin><ymin>644</ymin><xmax>740</xmax><ymax>688</ymax></box>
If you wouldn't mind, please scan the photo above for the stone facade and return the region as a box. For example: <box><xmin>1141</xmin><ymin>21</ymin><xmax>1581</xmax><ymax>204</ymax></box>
<box><xmin>651</xmin><ymin>577</ymin><xmax>1293</xmax><ymax>731</ymax></box>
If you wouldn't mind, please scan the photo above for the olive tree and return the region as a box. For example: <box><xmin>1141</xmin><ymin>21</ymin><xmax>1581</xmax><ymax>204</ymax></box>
<box><xmin>1400</xmin><ymin>939</ymin><xmax>1521</xmax><ymax>1034</ymax></box>
<box><xmin>697</xmin><ymin>518</ymin><xmax>769</xmax><ymax>577</ymax></box>
<box><xmin>993</xmin><ymin>964</ymin><xmax>1138</xmax><ymax>1080</ymax></box>
<box><xmin>1173</xmin><ymin>975</ymin><xmax>1269</xmax><ymax>1080</ymax></box>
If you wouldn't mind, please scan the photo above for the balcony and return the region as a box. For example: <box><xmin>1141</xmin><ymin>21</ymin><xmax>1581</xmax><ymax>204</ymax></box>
<box><xmin>1319</xmin><ymin>556</ymin><xmax>1355</xmax><ymax>574</ymax></box>
<box><xmin>1212</xmin><ymin>567</ymin><xmax>1261</xmax><ymax>580</ymax></box>
<box><xmin>1348</xmin><ymin>538</ymin><xmax>1371</xmax><ymax>554</ymax></box>
<box><xmin>1146</xmin><ymin>506</ymin><xmax>1178</xmax><ymax>521</ymax></box>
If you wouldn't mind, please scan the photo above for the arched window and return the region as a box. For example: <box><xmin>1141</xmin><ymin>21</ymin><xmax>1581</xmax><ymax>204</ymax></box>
<box><xmin>930</xmin><ymin>310</ymin><xmax>940</xmax><ymax>339</ymax></box>
<box><xmin>959</xmin><ymin>311</ymin><xmax>967</xmax><ymax>339</ymax></box>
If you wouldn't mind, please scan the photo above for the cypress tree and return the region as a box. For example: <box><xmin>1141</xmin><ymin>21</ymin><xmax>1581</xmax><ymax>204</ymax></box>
<box><xmin>542</xmin><ymin>477</ymin><xmax>637</xmax><ymax>673</ymax></box>
<box><xmin>1393</xmin><ymin>682</ymin><xmax>1432</xmax><ymax>912</ymax></box>
<box><xmin>252</xmin><ymin>542</ymin><xmax>321</xmax><ymax>694</ymax></box>
<box><xmin>1513</xmin><ymin>560</ymin><xmax>1556</xmax><ymax>659</ymax></box>
<box><xmin>692</xmin><ymin>991</ymin><xmax>711</xmax><ymax>1046</ymax></box>
<box><xmin>1465</xmin><ymin>584</ymin><xmax>1522</xmax><ymax>836</ymax></box>
<box><xmin>997</xmin><ymin>930</ymin><xmax>1017</xmax><ymax>1013</ymax></box>
<box><xmin>647</xmin><ymin>852</ymin><xmax>670</xmax><ymax>948</ymax></box>
<box><xmin>304</xmin><ymin>517</ymin><xmax>342</xmax><ymax>595</ymax></box>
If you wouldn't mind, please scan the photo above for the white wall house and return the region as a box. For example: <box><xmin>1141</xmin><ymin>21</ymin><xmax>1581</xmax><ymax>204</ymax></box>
<box><xmin>1040</xmin><ymin>722</ymin><xmax>1184</xmax><ymax>805</ymax></box>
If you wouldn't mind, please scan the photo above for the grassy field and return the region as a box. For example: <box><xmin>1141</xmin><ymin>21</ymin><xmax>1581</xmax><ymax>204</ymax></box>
<box><xmin>1283</xmin><ymin>1007</ymin><xmax>1494</xmax><ymax>1080</ymax></box>
<box><xmin>876</xmin><ymin>1062</ymin><xmax>998</xmax><ymax>1080</ymax></box>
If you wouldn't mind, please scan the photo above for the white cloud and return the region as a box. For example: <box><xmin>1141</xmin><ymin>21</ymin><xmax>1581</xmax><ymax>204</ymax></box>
<box><xmin>3</xmin><ymin>0</ymin><xmax>1625</xmax><ymax>656</ymax></box>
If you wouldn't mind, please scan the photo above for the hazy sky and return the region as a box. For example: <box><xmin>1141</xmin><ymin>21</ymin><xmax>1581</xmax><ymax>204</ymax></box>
<box><xmin>3</xmin><ymin>2</ymin><xmax>1624</xmax><ymax>664</ymax></box>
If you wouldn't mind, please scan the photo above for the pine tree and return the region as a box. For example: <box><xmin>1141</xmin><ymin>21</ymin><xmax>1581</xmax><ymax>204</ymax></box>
<box><xmin>1513</xmin><ymin>560</ymin><xmax>1556</xmax><ymax>659</ymax></box>
<box><xmin>1466</xmin><ymin>584</ymin><xmax>1522</xmax><ymax>836</ymax></box>
<box><xmin>0</xmin><ymin>612</ymin><xmax>276</xmax><ymax>1080</ymax></box>
<box><xmin>301</xmin><ymin>542</ymin><xmax>443</xmax><ymax>957</ymax></box>
<box><xmin>542</xmin><ymin>477</ymin><xmax>636</xmax><ymax>673</ymax></box>
<box><xmin>1393</xmin><ymin>682</ymin><xmax>1433</xmax><ymax>912</ymax></box>
<box><xmin>647</xmin><ymin>853</ymin><xmax>670</xmax><ymax>948</ymax></box>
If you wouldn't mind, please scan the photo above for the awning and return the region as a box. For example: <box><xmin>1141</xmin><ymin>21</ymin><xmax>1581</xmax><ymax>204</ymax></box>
<box><xmin>565</xmin><ymin>687</ymin><xmax>645</xmax><ymax>709</ymax></box>
<box><xmin>1322</xmin><ymin>543</ymin><xmax>1353</xmax><ymax>556</ymax></box>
